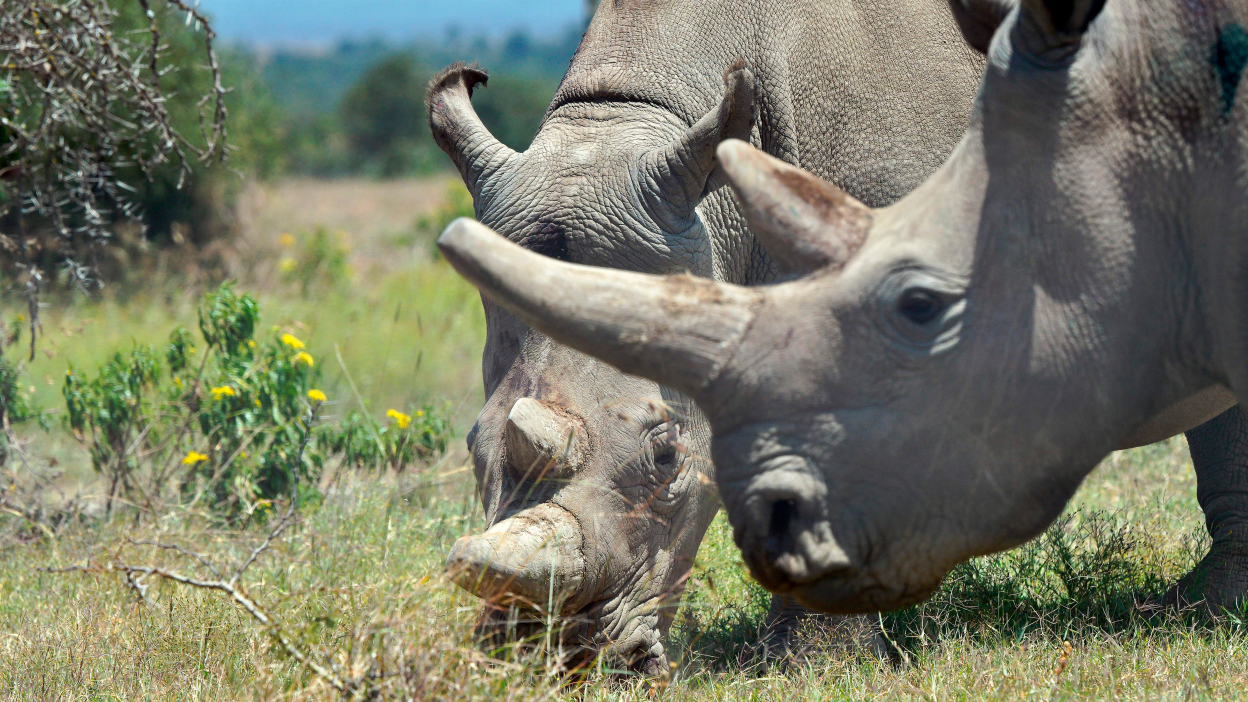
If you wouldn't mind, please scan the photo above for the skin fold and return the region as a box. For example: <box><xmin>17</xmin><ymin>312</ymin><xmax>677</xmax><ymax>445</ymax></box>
<box><xmin>437</xmin><ymin>0</ymin><xmax>1248</xmax><ymax>617</ymax></box>
<box><xmin>426</xmin><ymin>0</ymin><xmax>984</xmax><ymax>670</ymax></box>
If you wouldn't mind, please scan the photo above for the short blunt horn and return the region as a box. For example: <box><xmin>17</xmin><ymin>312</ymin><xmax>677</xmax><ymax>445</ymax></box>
<box><xmin>426</xmin><ymin>62</ymin><xmax>516</xmax><ymax>197</ymax></box>
<box><xmin>437</xmin><ymin>218</ymin><xmax>761</xmax><ymax>399</ymax></box>
<box><xmin>505</xmin><ymin>398</ymin><xmax>583</xmax><ymax>481</ymax></box>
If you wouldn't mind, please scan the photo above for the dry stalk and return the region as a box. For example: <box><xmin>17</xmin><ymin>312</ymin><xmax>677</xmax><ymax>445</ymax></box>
<box><xmin>41</xmin><ymin>405</ymin><xmax>360</xmax><ymax>696</ymax></box>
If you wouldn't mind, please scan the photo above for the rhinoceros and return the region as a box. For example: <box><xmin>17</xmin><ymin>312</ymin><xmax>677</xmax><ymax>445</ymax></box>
<box><xmin>436</xmin><ymin>0</ymin><xmax>1248</xmax><ymax>617</ymax></box>
<box><xmin>426</xmin><ymin>0</ymin><xmax>983</xmax><ymax>667</ymax></box>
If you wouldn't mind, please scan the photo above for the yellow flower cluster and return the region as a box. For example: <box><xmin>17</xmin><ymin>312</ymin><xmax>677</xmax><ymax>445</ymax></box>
<box><xmin>281</xmin><ymin>333</ymin><xmax>305</xmax><ymax>349</ymax></box>
<box><xmin>293</xmin><ymin>351</ymin><xmax>315</xmax><ymax>367</ymax></box>
<box><xmin>210</xmin><ymin>386</ymin><xmax>236</xmax><ymax>400</ymax></box>
<box><xmin>307</xmin><ymin>389</ymin><xmax>328</xmax><ymax>403</ymax></box>
<box><xmin>182</xmin><ymin>451</ymin><xmax>209</xmax><ymax>465</ymax></box>
<box><xmin>387</xmin><ymin>409</ymin><xmax>412</xmax><ymax>429</ymax></box>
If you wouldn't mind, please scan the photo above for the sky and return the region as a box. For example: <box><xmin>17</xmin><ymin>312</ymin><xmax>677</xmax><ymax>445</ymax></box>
<box><xmin>196</xmin><ymin>0</ymin><xmax>586</xmax><ymax>46</ymax></box>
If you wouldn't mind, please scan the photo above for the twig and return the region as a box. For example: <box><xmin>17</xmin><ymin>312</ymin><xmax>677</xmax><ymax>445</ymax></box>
<box><xmin>48</xmin><ymin>560</ymin><xmax>348</xmax><ymax>692</ymax></box>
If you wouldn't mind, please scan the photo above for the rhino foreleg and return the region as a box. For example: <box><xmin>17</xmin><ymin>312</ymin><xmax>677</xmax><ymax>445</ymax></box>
<box><xmin>1169</xmin><ymin>405</ymin><xmax>1248</xmax><ymax>612</ymax></box>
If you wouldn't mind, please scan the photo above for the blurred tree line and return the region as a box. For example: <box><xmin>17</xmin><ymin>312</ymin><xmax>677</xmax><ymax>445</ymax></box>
<box><xmin>263</xmin><ymin>27</ymin><xmax>578</xmax><ymax>178</ymax></box>
<box><xmin>3</xmin><ymin>5</ymin><xmax>578</xmax><ymax>285</ymax></box>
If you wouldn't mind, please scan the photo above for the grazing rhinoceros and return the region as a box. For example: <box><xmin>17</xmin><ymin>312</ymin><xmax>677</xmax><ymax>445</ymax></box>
<box><xmin>427</xmin><ymin>0</ymin><xmax>983</xmax><ymax>668</ymax></box>
<box><xmin>436</xmin><ymin>0</ymin><xmax>1248</xmax><ymax>617</ymax></box>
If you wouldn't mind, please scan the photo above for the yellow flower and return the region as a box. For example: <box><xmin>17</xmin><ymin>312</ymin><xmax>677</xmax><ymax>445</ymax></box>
<box><xmin>254</xmin><ymin>397</ymin><xmax>262</xmax><ymax>407</ymax></box>
<box><xmin>173</xmin><ymin>377</ymin><xmax>183</xmax><ymax>388</ymax></box>
<box><xmin>279</xmin><ymin>233</ymin><xmax>295</xmax><ymax>247</ymax></box>
<box><xmin>307</xmin><ymin>389</ymin><xmax>327</xmax><ymax>403</ymax></box>
<box><xmin>415</xmin><ymin>409</ymin><xmax>424</xmax><ymax>417</ymax></box>
<box><xmin>293</xmin><ymin>351</ymin><xmax>314</xmax><ymax>367</ymax></box>
<box><xmin>387</xmin><ymin>409</ymin><xmax>412</xmax><ymax>429</ymax></box>
<box><xmin>247</xmin><ymin>340</ymin><xmax>257</xmax><ymax>349</ymax></box>
<box><xmin>182</xmin><ymin>451</ymin><xmax>209</xmax><ymax>465</ymax></box>
<box><xmin>210</xmin><ymin>386</ymin><xmax>236</xmax><ymax>400</ymax></box>
<box><xmin>278</xmin><ymin>258</ymin><xmax>297</xmax><ymax>273</ymax></box>
<box><xmin>281</xmin><ymin>333</ymin><xmax>305</xmax><ymax>349</ymax></box>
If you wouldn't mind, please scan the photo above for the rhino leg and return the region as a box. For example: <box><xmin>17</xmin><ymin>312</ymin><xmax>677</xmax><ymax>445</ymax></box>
<box><xmin>1168</xmin><ymin>405</ymin><xmax>1248</xmax><ymax>612</ymax></box>
<box><xmin>761</xmin><ymin>595</ymin><xmax>894</xmax><ymax>665</ymax></box>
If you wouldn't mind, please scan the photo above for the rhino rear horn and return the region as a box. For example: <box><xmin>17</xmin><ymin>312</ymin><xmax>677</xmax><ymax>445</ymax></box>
<box><xmin>642</xmin><ymin>63</ymin><xmax>757</xmax><ymax>217</ymax></box>
<box><xmin>948</xmin><ymin>0</ymin><xmax>1014</xmax><ymax>53</ymax></box>
<box><xmin>717</xmin><ymin>139</ymin><xmax>871</xmax><ymax>275</ymax></box>
<box><xmin>426</xmin><ymin>62</ymin><xmax>516</xmax><ymax>197</ymax></box>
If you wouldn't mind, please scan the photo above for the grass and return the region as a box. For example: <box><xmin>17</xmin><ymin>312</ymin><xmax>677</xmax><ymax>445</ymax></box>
<box><xmin>2</xmin><ymin>177</ymin><xmax>1247</xmax><ymax>699</ymax></box>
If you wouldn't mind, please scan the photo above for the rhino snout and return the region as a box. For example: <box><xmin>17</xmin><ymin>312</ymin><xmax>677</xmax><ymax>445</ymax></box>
<box><xmin>446</xmin><ymin>502</ymin><xmax>587</xmax><ymax>613</ymax></box>
<box><xmin>505</xmin><ymin>398</ymin><xmax>585</xmax><ymax>481</ymax></box>
<box><xmin>735</xmin><ymin>464</ymin><xmax>853</xmax><ymax>590</ymax></box>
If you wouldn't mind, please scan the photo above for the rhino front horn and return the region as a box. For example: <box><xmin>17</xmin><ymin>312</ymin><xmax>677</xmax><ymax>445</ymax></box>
<box><xmin>437</xmin><ymin>218</ymin><xmax>761</xmax><ymax>399</ymax></box>
<box><xmin>446</xmin><ymin>503</ymin><xmax>587</xmax><ymax>612</ymax></box>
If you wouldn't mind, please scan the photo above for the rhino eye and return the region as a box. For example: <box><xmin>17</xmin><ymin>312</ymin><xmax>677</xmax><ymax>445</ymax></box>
<box><xmin>649</xmin><ymin>423</ymin><xmax>683</xmax><ymax>470</ymax></box>
<box><xmin>897</xmin><ymin>289</ymin><xmax>945</xmax><ymax>325</ymax></box>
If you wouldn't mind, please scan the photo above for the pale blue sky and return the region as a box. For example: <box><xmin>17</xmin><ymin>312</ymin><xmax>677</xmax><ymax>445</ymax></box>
<box><xmin>198</xmin><ymin>0</ymin><xmax>585</xmax><ymax>46</ymax></box>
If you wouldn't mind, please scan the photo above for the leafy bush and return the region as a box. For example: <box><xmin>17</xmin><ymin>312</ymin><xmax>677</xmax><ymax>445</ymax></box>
<box><xmin>278</xmin><ymin>228</ymin><xmax>351</xmax><ymax>295</ymax></box>
<box><xmin>0</xmin><ymin>317</ymin><xmax>44</xmax><ymax>467</ymax></box>
<box><xmin>62</xmin><ymin>283</ymin><xmax>451</xmax><ymax>517</ymax></box>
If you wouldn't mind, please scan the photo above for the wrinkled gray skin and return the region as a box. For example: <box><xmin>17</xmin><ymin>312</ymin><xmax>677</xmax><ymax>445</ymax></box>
<box><xmin>426</xmin><ymin>0</ymin><xmax>983</xmax><ymax>670</ymax></box>
<box><xmin>436</xmin><ymin>0</ymin><xmax>1248</xmax><ymax>617</ymax></box>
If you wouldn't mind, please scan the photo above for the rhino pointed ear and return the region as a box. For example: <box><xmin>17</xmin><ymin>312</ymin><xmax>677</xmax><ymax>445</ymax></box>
<box><xmin>642</xmin><ymin>62</ymin><xmax>756</xmax><ymax>219</ymax></box>
<box><xmin>948</xmin><ymin>0</ymin><xmax>1015</xmax><ymax>53</ymax></box>
<box><xmin>426</xmin><ymin>62</ymin><xmax>516</xmax><ymax>198</ymax></box>
<box><xmin>716</xmin><ymin>140</ymin><xmax>871</xmax><ymax>275</ymax></box>
<box><xmin>1020</xmin><ymin>0</ymin><xmax>1106</xmax><ymax>43</ymax></box>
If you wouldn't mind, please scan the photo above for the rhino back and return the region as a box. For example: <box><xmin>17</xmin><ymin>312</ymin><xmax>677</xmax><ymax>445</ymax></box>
<box><xmin>554</xmin><ymin>0</ymin><xmax>985</xmax><ymax>208</ymax></box>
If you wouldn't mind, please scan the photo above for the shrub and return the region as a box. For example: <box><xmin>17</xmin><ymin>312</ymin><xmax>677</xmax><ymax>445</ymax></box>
<box><xmin>278</xmin><ymin>228</ymin><xmax>351</xmax><ymax>296</ymax></box>
<box><xmin>0</xmin><ymin>316</ymin><xmax>44</xmax><ymax>467</ymax></box>
<box><xmin>62</xmin><ymin>282</ymin><xmax>451</xmax><ymax>517</ymax></box>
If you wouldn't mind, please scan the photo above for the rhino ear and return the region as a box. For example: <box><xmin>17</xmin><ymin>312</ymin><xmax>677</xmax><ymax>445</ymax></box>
<box><xmin>641</xmin><ymin>63</ymin><xmax>756</xmax><ymax>224</ymax></box>
<box><xmin>716</xmin><ymin>140</ymin><xmax>871</xmax><ymax>275</ymax></box>
<box><xmin>1020</xmin><ymin>0</ymin><xmax>1106</xmax><ymax>42</ymax></box>
<box><xmin>948</xmin><ymin>0</ymin><xmax>1015</xmax><ymax>54</ymax></box>
<box><xmin>426</xmin><ymin>62</ymin><xmax>516</xmax><ymax>198</ymax></box>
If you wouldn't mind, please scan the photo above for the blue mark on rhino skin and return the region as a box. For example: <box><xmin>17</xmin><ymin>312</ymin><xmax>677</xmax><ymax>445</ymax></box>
<box><xmin>1215</xmin><ymin>23</ymin><xmax>1248</xmax><ymax>115</ymax></box>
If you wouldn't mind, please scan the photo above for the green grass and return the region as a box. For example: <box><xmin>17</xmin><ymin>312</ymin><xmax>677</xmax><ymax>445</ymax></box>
<box><xmin>2</xmin><ymin>179</ymin><xmax>1247</xmax><ymax>700</ymax></box>
<box><xmin>3</xmin><ymin>451</ymin><xmax>1245</xmax><ymax>700</ymax></box>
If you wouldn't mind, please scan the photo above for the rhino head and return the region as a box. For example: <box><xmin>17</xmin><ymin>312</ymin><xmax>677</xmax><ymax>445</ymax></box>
<box><xmin>438</xmin><ymin>0</ymin><xmax>1245</xmax><ymax>613</ymax></box>
<box><xmin>426</xmin><ymin>63</ymin><xmax>756</xmax><ymax>669</ymax></box>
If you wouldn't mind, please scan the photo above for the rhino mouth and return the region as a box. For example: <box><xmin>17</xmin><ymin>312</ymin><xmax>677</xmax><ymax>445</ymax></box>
<box><xmin>471</xmin><ymin>593</ymin><xmax>668</xmax><ymax>673</ymax></box>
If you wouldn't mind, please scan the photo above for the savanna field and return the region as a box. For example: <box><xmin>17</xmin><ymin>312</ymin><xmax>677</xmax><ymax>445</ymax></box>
<box><xmin>2</xmin><ymin>178</ymin><xmax>1247</xmax><ymax>700</ymax></box>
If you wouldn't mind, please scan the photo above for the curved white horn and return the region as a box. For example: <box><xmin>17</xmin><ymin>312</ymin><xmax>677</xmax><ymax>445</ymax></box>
<box><xmin>437</xmin><ymin>218</ymin><xmax>760</xmax><ymax>398</ymax></box>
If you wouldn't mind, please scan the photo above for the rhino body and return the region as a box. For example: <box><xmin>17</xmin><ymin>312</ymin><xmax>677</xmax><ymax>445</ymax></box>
<box><xmin>427</xmin><ymin>0</ymin><xmax>984</xmax><ymax>668</ymax></box>
<box><xmin>439</xmin><ymin>0</ymin><xmax>1248</xmax><ymax>616</ymax></box>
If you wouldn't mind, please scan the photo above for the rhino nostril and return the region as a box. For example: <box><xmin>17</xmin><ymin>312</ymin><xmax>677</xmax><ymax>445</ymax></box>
<box><xmin>766</xmin><ymin>499</ymin><xmax>798</xmax><ymax>553</ymax></box>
